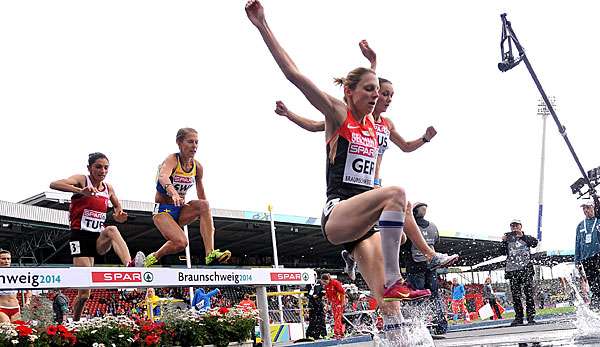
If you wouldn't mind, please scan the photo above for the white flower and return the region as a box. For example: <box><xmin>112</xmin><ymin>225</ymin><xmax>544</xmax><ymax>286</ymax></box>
<box><xmin>93</xmin><ymin>343</ymin><xmax>98</xmax><ymax>347</ymax></box>
<box><xmin>11</xmin><ymin>340</ymin><xmax>18</xmax><ymax>345</ymax></box>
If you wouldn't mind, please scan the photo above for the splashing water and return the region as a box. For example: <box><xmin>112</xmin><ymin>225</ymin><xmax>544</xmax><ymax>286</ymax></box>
<box><xmin>373</xmin><ymin>301</ymin><xmax>435</xmax><ymax>347</ymax></box>
<box><xmin>554</xmin><ymin>263</ymin><xmax>600</xmax><ymax>341</ymax></box>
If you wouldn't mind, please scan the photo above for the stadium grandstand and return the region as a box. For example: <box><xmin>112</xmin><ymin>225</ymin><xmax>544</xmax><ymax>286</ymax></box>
<box><xmin>0</xmin><ymin>191</ymin><xmax>573</xmax><ymax>320</ymax></box>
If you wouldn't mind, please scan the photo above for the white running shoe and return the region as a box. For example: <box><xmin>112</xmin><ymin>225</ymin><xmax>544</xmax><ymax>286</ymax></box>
<box><xmin>427</xmin><ymin>253</ymin><xmax>459</xmax><ymax>270</ymax></box>
<box><xmin>341</xmin><ymin>250</ymin><xmax>357</xmax><ymax>281</ymax></box>
<box><xmin>134</xmin><ymin>251</ymin><xmax>146</xmax><ymax>267</ymax></box>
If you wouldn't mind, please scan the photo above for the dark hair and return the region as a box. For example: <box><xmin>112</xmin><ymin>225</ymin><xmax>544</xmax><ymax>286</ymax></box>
<box><xmin>88</xmin><ymin>152</ymin><xmax>108</xmax><ymax>166</ymax></box>
<box><xmin>378</xmin><ymin>77</ymin><xmax>392</xmax><ymax>86</ymax></box>
<box><xmin>176</xmin><ymin>128</ymin><xmax>198</xmax><ymax>143</ymax></box>
<box><xmin>0</xmin><ymin>249</ymin><xmax>10</xmax><ymax>256</ymax></box>
<box><xmin>320</xmin><ymin>273</ymin><xmax>331</xmax><ymax>281</ymax></box>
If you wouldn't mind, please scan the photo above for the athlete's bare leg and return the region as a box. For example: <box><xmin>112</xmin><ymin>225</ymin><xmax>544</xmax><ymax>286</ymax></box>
<box><xmin>72</xmin><ymin>257</ymin><xmax>93</xmax><ymax>321</ymax></box>
<box><xmin>96</xmin><ymin>226</ymin><xmax>132</xmax><ymax>265</ymax></box>
<box><xmin>325</xmin><ymin>186</ymin><xmax>406</xmax><ymax>244</ymax></box>
<box><xmin>179</xmin><ymin>200</ymin><xmax>214</xmax><ymax>256</ymax></box>
<box><xmin>0</xmin><ymin>312</ymin><xmax>10</xmax><ymax>323</ymax></box>
<box><xmin>352</xmin><ymin>234</ymin><xmax>402</xmax><ymax>316</ymax></box>
<box><xmin>152</xmin><ymin>214</ymin><xmax>188</xmax><ymax>260</ymax></box>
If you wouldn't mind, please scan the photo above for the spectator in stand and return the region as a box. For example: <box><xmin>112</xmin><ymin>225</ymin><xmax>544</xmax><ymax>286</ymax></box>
<box><xmin>321</xmin><ymin>273</ymin><xmax>345</xmax><ymax>339</ymax></box>
<box><xmin>52</xmin><ymin>289</ymin><xmax>69</xmax><ymax>324</ymax></box>
<box><xmin>192</xmin><ymin>288</ymin><xmax>220</xmax><ymax>313</ymax></box>
<box><xmin>483</xmin><ymin>277</ymin><xmax>503</xmax><ymax>320</ymax></box>
<box><xmin>305</xmin><ymin>284</ymin><xmax>327</xmax><ymax>340</ymax></box>
<box><xmin>502</xmin><ymin>219</ymin><xmax>538</xmax><ymax>326</ymax></box>
<box><xmin>575</xmin><ymin>199</ymin><xmax>600</xmax><ymax>311</ymax></box>
<box><xmin>238</xmin><ymin>294</ymin><xmax>256</xmax><ymax>310</ymax></box>
<box><xmin>451</xmin><ymin>278</ymin><xmax>469</xmax><ymax>323</ymax></box>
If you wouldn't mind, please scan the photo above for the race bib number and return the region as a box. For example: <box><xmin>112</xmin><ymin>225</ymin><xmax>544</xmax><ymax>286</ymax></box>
<box><xmin>173</xmin><ymin>175</ymin><xmax>194</xmax><ymax>196</ymax></box>
<box><xmin>81</xmin><ymin>209</ymin><xmax>106</xmax><ymax>232</ymax></box>
<box><xmin>343</xmin><ymin>143</ymin><xmax>377</xmax><ymax>187</ymax></box>
<box><xmin>586</xmin><ymin>233</ymin><xmax>592</xmax><ymax>244</ymax></box>
<box><xmin>374</xmin><ymin>123</ymin><xmax>390</xmax><ymax>155</ymax></box>
<box><xmin>70</xmin><ymin>241</ymin><xmax>81</xmax><ymax>255</ymax></box>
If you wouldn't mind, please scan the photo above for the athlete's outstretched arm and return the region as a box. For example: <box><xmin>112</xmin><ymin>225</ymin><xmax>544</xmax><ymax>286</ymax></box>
<box><xmin>157</xmin><ymin>154</ymin><xmax>184</xmax><ymax>206</ymax></box>
<box><xmin>388</xmin><ymin>118</ymin><xmax>437</xmax><ymax>152</ymax></box>
<box><xmin>359</xmin><ymin>40</ymin><xmax>377</xmax><ymax>71</ymax></box>
<box><xmin>246</xmin><ymin>0</ymin><xmax>346</xmax><ymax>135</ymax></box>
<box><xmin>50</xmin><ymin>175</ymin><xmax>88</xmax><ymax>194</ymax></box>
<box><xmin>274</xmin><ymin>101</ymin><xmax>325</xmax><ymax>132</ymax></box>
<box><xmin>107</xmin><ymin>184</ymin><xmax>128</xmax><ymax>223</ymax></box>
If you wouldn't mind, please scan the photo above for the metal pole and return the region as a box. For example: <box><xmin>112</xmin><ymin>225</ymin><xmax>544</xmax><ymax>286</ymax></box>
<box><xmin>299</xmin><ymin>293</ymin><xmax>306</xmax><ymax>339</ymax></box>
<box><xmin>536</xmin><ymin>97</ymin><xmax>552</xmax><ymax>244</ymax></box>
<box><xmin>256</xmin><ymin>285</ymin><xmax>272</xmax><ymax>347</ymax></box>
<box><xmin>503</xmin><ymin>17</ymin><xmax>598</xmax><ymax>203</ymax></box>
<box><xmin>268</xmin><ymin>204</ymin><xmax>284</xmax><ymax>323</ymax></box>
<box><xmin>184</xmin><ymin>225</ymin><xmax>194</xmax><ymax>307</ymax></box>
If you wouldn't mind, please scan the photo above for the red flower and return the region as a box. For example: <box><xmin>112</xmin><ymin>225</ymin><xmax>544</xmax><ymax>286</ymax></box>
<box><xmin>57</xmin><ymin>325</ymin><xmax>68</xmax><ymax>333</ymax></box>
<box><xmin>144</xmin><ymin>334</ymin><xmax>160</xmax><ymax>346</ymax></box>
<box><xmin>12</xmin><ymin>320</ymin><xmax>27</xmax><ymax>326</ymax></box>
<box><xmin>218</xmin><ymin>307</ymin><xmax>229</xmax><ymax>315</ymax></box>
<box><xmin>46</xmin><ymin>325</ymin><xmax>58</xmax><ymax>336</ymax></box>
<box><xmin>15</xmin><ymin>324</ymin><xmax>33</xmax><ymax>336</ymax></box>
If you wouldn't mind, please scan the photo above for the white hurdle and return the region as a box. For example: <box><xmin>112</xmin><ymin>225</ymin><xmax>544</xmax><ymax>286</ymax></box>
<box><xmin>0</xmin><ymin>266</ymin><xmax>317</xmax><ymax>347</ymax></box>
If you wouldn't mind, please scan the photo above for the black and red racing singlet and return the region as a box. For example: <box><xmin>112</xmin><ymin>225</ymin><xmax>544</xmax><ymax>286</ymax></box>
<box><xmin>374</xmin><ymin>116</ymin><xmax>391</xmax><ymax>156</ymax></box>
<box><xmin>69</xmin><ymin>176</ymin><xmax>109</xmax><ymax>232</ymax></box>
<box><xmin>325</xmin><ymin>110</ymin><xmax>379</xmax><ymax>199</ymax></box>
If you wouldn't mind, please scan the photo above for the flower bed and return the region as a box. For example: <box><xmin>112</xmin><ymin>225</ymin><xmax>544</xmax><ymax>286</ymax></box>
<box><xmin>0</xmin><ymin>306</ymin><xmax>257</xmax><ymax>347</ymax></box>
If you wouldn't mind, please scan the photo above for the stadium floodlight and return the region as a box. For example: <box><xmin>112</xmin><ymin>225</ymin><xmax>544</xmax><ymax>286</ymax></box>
<box><xmin>498</xmin><ymin>13</ymin><xmax>600</xmax><ymax>217</ymax></box>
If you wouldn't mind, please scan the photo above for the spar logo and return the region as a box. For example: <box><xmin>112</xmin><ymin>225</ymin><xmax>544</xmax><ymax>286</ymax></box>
<box><xmin>91</xmin><ymin>271</ymin><xmax>142</xmax><ymax>283</ymax></box>
<box><xmin>270</xmin><ymin>272</ymin><xmax>302</xmax><ymax>282</ymax></box>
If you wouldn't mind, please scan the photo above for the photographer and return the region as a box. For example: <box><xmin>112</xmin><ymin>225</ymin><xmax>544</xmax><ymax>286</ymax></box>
<box><xmin>502</xmin><ymin>219</ymin><xmax>538</xmax><ymax>326</ymax></box>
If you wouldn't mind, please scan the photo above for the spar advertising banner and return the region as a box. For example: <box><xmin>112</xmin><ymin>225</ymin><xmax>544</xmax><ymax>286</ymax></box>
<box><xmin>0</xmin><ymin>267</ymin><xmax>316</xmax><ymax>290</ymax></box>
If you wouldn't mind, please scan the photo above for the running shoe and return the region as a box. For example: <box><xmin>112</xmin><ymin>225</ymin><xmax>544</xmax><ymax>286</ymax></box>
<box><xmin>383</xmin><ymin>279</ymin><xmax>431</xmax><ymax>302</ymax></box>
<box><xmin>126</xmin><ymin>251</ymin><xmax>146</xmax><ymax>267</ymax></box>
<box><xmin>205</xmin><ymin>249</ymin><xmax>232</xmax><ymax>265</ymax></box>
<box><xmin>427</xmin><ymin>252</ymin><xmax>459</xmax><ymax>270</ymax></box>
<box><xmin>341</xmin><ymin>250</ymin><xmax>357</xmax><ymax>281</ymax></box>
<box><xmin>143</xmin><ymin>253</ymin><xmax>158</xmax><ymax>267</ymax></box>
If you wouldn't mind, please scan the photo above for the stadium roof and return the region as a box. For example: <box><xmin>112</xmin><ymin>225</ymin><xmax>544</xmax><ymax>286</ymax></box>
<box><xmin>1</xmin><ymin>192</ymin><xmax>508</xmax><ymax>268</ymax></box>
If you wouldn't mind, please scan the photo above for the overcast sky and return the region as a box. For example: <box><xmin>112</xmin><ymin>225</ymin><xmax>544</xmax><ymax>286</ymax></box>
<box><xmin>1</xmin><ymin>1</ymin><xmax>599</xmax><ymax>252</ymax></box>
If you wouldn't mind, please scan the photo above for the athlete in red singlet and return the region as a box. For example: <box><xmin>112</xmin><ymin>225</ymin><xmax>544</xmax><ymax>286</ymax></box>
<box><xmin>247</xmin><ymin>0</ymin><xmax>428</xmax><ymax>332</ymax></box>
<box><xmin>0</xmin><ymin>250</ymin><xmax>30</xmax><ymax>323</ymax></box>
<box><xmin>49</xmin><ymin>152</ymin><xmax>145</xmax><ymax>320</ymax></box>
<box><xmin>273</xmin><ymin>41</ymin><xmax>458</xmax><ymax>280</ymax></box>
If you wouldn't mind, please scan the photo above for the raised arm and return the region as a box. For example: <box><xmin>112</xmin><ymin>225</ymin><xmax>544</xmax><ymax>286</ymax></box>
<box><xmin>50</xmin><ymin>175</ymin><xmax>88</xmax><ymax>194</ymax></box>
<box><xmin>107</xmin><ymin>184</ymin><xmax>128</xmax><ymax>223</ymax></box>
<box><xmin>246</xmin><ymin>0</ymin><xmax>346</xmax><ymax>136</ymax></box>
<box><xmin>359</xmin><ymin>40</ymin><xmax>377</xmax><ymax>71</ymax></box>
<box><xmin>388</xmin><ymin>118</ymin><xmax>437</xmax><ymax>152</ymax></box>
<box><xmin>275</xmin><ymin>101</ymin><xmax>325</xmax><ymax>132</ymax></box>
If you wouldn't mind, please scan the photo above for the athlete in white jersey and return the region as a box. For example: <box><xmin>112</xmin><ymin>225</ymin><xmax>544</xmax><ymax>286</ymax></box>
<box><xmin>273</xmin><ymin>40</ymin><xmax>457</xmax><ymax>280</ymax></box>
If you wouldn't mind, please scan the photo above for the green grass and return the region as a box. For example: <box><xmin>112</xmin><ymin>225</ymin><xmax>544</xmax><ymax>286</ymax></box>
<box><xmin>448</xmin><ymin>306</ymin><xmax>576</xmax><ymax>325</ymax></box>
